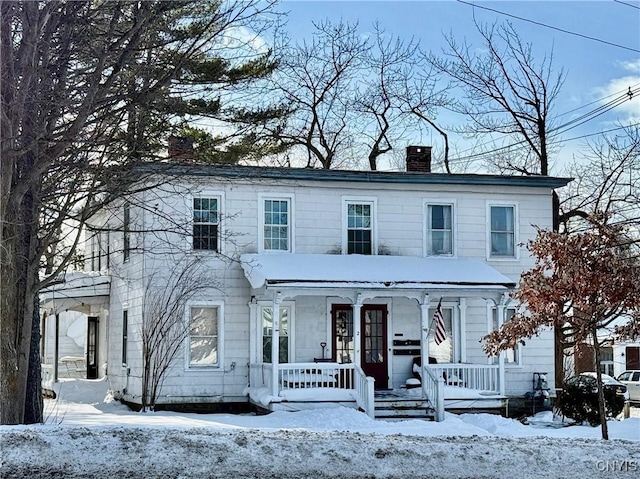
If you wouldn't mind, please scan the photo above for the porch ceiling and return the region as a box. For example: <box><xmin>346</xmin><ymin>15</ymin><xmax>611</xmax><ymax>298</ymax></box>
<box><xmin>240</xmin><ymin>254</ymin><xmax>516</xmax><ymax>292</ymax></box>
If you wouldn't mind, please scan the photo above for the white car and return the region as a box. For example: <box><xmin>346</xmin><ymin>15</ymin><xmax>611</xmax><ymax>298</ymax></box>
<box><xmin>617</xmin><ymin>370</ymin><xmax>640</xmax><ymax>402</ymax></box>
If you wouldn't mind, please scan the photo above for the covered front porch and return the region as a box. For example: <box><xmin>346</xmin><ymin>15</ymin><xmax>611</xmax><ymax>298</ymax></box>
<box><xmin>242</xmin><ymin>254</ymin><xmax>515</xmax><ymax>420</ymax></box>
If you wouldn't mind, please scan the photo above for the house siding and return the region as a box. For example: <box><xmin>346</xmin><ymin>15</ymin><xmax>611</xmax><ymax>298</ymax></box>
<box><xmin>88</xmin><ymin>168</ymin><xmax>566</xmax><ymax>407</ymax></box>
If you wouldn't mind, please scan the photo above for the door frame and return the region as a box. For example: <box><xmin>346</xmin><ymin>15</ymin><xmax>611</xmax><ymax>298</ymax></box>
<box><xmin>86</xmin><ymin>316</ymin><xmax>99</xmax><ymax>379</ymax></box>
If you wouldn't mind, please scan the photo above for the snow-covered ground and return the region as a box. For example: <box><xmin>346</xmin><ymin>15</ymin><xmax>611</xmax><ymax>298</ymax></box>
<box><xmin>1</xmin><ymin>378</ymin><xmax>639</xmax><ymax>478</ymax></box>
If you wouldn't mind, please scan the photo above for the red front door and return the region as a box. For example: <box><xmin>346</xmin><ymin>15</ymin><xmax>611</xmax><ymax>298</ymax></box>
<box><xmin>361</xmin><ymin>305</ymin><xmax>388</xmax><ymax>389</ymax></box>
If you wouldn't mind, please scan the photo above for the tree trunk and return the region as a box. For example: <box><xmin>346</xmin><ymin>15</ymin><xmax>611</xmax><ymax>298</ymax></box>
<box><xmin>592</xmin><ymin>325</ymin><xmax>609</xmax><ymax>440</ymax></box>
<box><xmin>25</xmin><ymin>295</ymin><xmax>44</xmax><ymax>424</ymax></box>
<box><xmin>1</xmin><ymin>148</ymin><xmax>43</xmax><ymax>424</ymax></box>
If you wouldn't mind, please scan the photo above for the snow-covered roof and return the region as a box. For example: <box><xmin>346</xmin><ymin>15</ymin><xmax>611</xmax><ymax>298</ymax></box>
<box><xmin>240</xmin><ymin>254</ymin><xmax>516</xmax><ymax>291</ymax></box>
<box><xmin>40</xmin><ymin>271</ymin><xmax>111</xmax><ymax>301</ymax></box>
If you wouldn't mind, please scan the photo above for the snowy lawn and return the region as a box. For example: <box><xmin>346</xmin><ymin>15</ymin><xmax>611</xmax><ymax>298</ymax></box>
<box><xmin>1</xmin><ymin>378</ymin><xmax>639</xmax><ymax>478</ymax></box>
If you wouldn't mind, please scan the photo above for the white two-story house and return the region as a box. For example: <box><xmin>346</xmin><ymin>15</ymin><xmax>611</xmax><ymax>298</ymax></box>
<box><xmin>41</xmin><ymin>146</ymin><xmax>571</xmax><ymax>420</ymax></box>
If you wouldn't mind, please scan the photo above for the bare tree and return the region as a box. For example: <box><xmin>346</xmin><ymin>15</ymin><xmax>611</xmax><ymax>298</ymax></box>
<box><xmin>354</xmin><ymin>24</ymin><xmax>417</xmax><ymax>171</ymax></box>
<box><xmin>559</xmin><ymin>124</ymin><xmax>640</xmax><ymax>235</ymax></box>
<box><xmin>140</xmin><ymin>259</ymin><xmax>217</xmax><ymax>412</ymax></box>
<box><xmin>1</xmin><ymin>0</ymin><xmax>282</xmax><ymax>425</ymax></box>
<box><xmin>270</xmin><ymin>20</ymin><xmax>367</xmax><ymax>169</ymax></box>
<box><xmin>429</xmin><ymin>20</ymin><xmax>565</xmax><ymax>176</ymax></box>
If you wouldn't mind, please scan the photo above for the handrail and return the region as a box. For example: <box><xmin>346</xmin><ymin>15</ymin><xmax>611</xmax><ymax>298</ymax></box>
<box><xmin>353</xmin><ymin>364</ymin><xmax>375</xmax><ymax>418</ymax></box>
<box><xmin>422</xmin><ymin>366</ymin><xmax>445</xmax><ymax>421</ymax></box>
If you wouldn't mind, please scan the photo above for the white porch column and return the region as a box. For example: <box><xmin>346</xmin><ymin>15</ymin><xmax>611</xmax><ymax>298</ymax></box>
<box><xmin>458</xmin><ymin>298</ymin><xmax>467</xmax><ymax>363</ymax></box>
<box><xmin>497</xmin><ymin>294</ymin><xmax>507</xmax><ymax>396</ymax></box>
<box><xmin>420</xmin><ymin>293</ymin><xmax>431</xmax><ymax>400</ymax></box>
<box><xmin>352</xmin><ymin>293</ymin><xmax>363</xmax><ymax>369</ymax></box>
<box><xmin>271</xmin><ymin>292</ymin><xmax>282</xmax><ymax>397</ymax></box>
<box><xmin>248</xmin><ymin>298</ymin><xmax>258</xmax><ymax>364</ymax></box>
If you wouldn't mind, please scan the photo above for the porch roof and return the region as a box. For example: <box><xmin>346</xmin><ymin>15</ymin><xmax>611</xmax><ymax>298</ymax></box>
<box><xmin>40</xmin><ymin>272</ymin><xmax>111</xmax><ymax>311</ymax></box>
<box><xmin>240</xmin><ymin>254</ymin><xmax>516</xmax><ymax>291</ymax></box>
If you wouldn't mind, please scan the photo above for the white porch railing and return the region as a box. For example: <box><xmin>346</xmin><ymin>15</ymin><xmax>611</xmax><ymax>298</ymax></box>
<box><xmin>353</xmin><ymin>364</ymin><xmax>375</xmax><ymax>418</ymax></box>
<box><xmin>249</xmin><ymin>362</ymin><xmax>380</xmax><ymax>417</ymax></box>
<box><xmin>278</xmin><ymin>362</ymin><xmax>354</xmax><ymax>389</ymax></box>
<box><xmin>429</xmin><ymin>363</ymin><xmax>500</xmax><ymax>394</ymax></box>
<box><xmin>421</xmin><ymin>366</ymin><xmax>445</xmax><ymax>422</ymax></box>
<box><xmin>249</xmin><ymin>362</ymin><xmax>355</xmax><ymax>390</ymax></box>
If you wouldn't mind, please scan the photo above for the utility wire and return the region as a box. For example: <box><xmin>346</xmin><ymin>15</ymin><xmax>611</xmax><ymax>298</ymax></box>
<box><xmin>448</xmin><ymin>86</ymin><xmax>639</xmax><ymax>161</ymax></box>
<box><xmin>456</xmin><ymin>0</ymin><xmax>640</xmax><ymax>53</ymax></box>
<box><xmin>448</xmin><ymin>122</ymin><xmax>640</xmax><ymax>165</ymax></box>
<box><xmin>614</xmin><ymin>0</ymin><xmax>640</xmax><ymax>11</ymax></box>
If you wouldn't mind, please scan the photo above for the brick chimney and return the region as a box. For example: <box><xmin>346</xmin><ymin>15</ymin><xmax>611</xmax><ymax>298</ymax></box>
<box><xmin>406</xmin><ymin>146</ymin><xmax>432</xmax><ymax>173</ymax></box>
<box><xmin>168</xmin><ymin>135</ymin><xmax>194</xmax><ymax>162</ymax></box>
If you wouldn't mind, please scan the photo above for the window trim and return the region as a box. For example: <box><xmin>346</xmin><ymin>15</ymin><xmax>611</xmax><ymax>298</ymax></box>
<box><xmin>259</xmin><ymin>302</ymin><xmax>295</xmax><ymax>363</ymax></box>
<box><xmin>185</xmin><ymin>301</ymin><xmax>224</xmax><ymax>370</ymax></box>
<box><xmin>342</xmin><ymin>197</ymin><xmax>377</xmax><ymax>255</ymax></box>
<box><xmin>123</xmin><ymin>203</ymin><xmax>130</xmax><ymax>263</ymax></box>
<box><xmin>486</xmin><ymin>202</ymin><xmax>519</xmax><ymax>260</ymax></box>
<box><xmin>488</xmin><ymin>303</ymin><xmax>521</xmax><ymax>367</ymax></box>
<box><xmin>426</xmin><ymin>304</ymin><xmax>460</xmax><ymax>364</ymax></box>
<box><xmin>258</xmin><ymin>194</ymin><xmax>295</xmax><ymax>253</ymax></box>
<box><xmin>122</xmin><ymin>310</ymin><xmax>128</xmax><ymax>367</ymax></box>
<box><xmin>192</xmin><ymin>193</ymin><xmax>224</xmax><ymax>254</ymax></box>
<box><xmin>424</xmin><ymin>199</ymin><xmax>457</xmax><ymax>257</ymax></box>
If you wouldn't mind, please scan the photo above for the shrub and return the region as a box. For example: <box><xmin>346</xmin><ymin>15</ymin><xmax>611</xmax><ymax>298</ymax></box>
<box><xmin>557</xmin><ymin>381</ymin><xmax>624</xmax><ymax>426</ymax></box>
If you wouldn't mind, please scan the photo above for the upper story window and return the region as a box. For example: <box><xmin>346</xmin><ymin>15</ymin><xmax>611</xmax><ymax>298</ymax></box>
<box><xmin>427</xmin><ymin>204</ymin><xmax>453</xmax><ymax>256</ymax></box>
<box><xmin>123</xmin><ymin>203</ymin><xmax>130</xmax><ymax>262</ymax></box>
<box><xmin>489</xmin><ymin>205</ymin><xmax>516</xmax><ymax>258</ymax></box>
<box><xmin>263</xmin><ymin>198</ymin><xmax>291</xmax><ymax>252</ymax></box>
<box><xmin>189</xmin><ymin>306</ymin><xmax>220</xmax><ymax>367</ymax></box>
<box><xmin>345</xmin><ymin>200</ymin><xmax>375</xmax><ymax>255</ymax></box>
<box><xmin>193</xmin><ymin>197</ymin><xmax>219</xmax><ymax>251</ymax></box>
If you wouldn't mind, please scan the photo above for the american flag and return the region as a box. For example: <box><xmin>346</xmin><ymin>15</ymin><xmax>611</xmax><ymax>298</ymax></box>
<box><xmin>433</xmin><ymin>300</ymin><xmax>447</xmax><ymax>345</ymax></box>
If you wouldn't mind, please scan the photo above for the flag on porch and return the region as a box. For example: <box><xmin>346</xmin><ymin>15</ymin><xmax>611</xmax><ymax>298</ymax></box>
<box><xmin>433</xmin><ymin>300</ymin><xmax>447</xmax><ymax>345</ymax></box>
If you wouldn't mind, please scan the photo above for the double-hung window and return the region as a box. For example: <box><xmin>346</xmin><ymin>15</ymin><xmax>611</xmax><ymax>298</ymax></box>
<box><xmin>193</xmin><ymin>197</ymin><xmax>219</xmax><ymax>251</ymax></box>
<box><xmin>262</xmin><ymin>306</ymin><xmax>290</xmax><ymax>363</ymax></box>
<box><xmin>490</xmin><ymin>205</ymin><xmax>516</xmax><ymax>258</ymax></box>
<box><xmin>345</xmin><ymin>201</ymin><xmax>375</xmax><ymax>255</ymax></box>
<box><xmin>427</xmin><ymin>204</ymin><xmax>453</xmax><ymax>255</ymax></box>
<box><xmin>491</xmin><ymin>307</ymin><xmax>519</xmax><ymax>365</ymax></box>
<box><xmin>263</xmin><ymin>198</ymin><xmax>290</xmax><ymax>252</ymax></box>
<box><xmin>122</xmin><ymin>310</ymin><xmax>128</xmax><ymax>366</ymax></box>
<box><xmin>123</xmin><ymin>203</ymin><xmax>130</xmax><ymax>262</ymax></box>
<box><xmin>189</xmin><ymin>306</ymin><xmax>220</xmax><ymax>367</ymax></box>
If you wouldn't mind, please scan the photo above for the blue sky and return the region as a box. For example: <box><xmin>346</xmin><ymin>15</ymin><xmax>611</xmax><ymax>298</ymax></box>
<box><xmin>279</xmin><ymin>0</ymin><xmax>640</xmax><ymax>172</ymax></box>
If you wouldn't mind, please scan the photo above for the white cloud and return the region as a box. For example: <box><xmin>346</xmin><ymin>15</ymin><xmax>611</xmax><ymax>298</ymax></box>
<box><xmin>617</xmin><ymin>59</ymin><xmax>640</xmax><ymax>74</ymax></box>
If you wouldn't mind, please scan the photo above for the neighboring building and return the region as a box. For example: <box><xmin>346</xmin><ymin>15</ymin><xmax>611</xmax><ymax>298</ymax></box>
<box><xmin>41</xmin><ymin>146</ymin><xmax>571</xmax><ymax>420</ymax></box>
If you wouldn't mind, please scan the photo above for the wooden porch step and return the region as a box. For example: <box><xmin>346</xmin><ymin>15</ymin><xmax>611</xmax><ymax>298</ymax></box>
<box><xmin>373</xmin><ymin>394</ymin><xmax>435</xmax><ymax>420</ymax></box>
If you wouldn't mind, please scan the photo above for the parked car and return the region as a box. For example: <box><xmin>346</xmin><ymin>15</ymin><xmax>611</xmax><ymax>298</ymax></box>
<box><xmin>565</xmin><ymin>372</ymin><xmax>629</xmax><ymax>401</ymax></box>
<box><xmin>617</xmin><ymin>370</ymin><xmax>640</xmax><ymax>402</ymax></box>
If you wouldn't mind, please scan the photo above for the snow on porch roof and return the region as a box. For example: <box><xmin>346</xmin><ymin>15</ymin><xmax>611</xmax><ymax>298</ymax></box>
<box><xmin>240</xmin><ymin>254</ymin><xmax>516</xmax><ymax>291</ymax></box>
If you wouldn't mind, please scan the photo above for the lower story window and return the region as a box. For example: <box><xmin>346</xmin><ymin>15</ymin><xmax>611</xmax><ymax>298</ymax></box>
<box><xmin>492</xmin><ymin>308</ymin><xmax>519</xmax><ymax>365</ymax></box>
<box><xmin>189</xmin><ymin>306</ymin><xmax>219</xmax><ymax>367</ymax></box>
<box><xmin>262</xmin><ymin>307</ymin><xmax>289</xmax><ymax>363</ymax></box>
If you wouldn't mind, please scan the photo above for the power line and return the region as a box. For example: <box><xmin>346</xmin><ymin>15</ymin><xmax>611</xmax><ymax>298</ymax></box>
<box><xmin>456</xmin><ymin>0</ymin><xmax>640</xmax><ymax>53</ymax></box>
<box><xmin>449</xmin><ymin>85</ymin><xmax>639</xmax><ymax>161</ymax></box>
<box><xmin>614</xmin><ymin>0</ymin><xmax>640</xmax><ymax>11</ymax></box>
